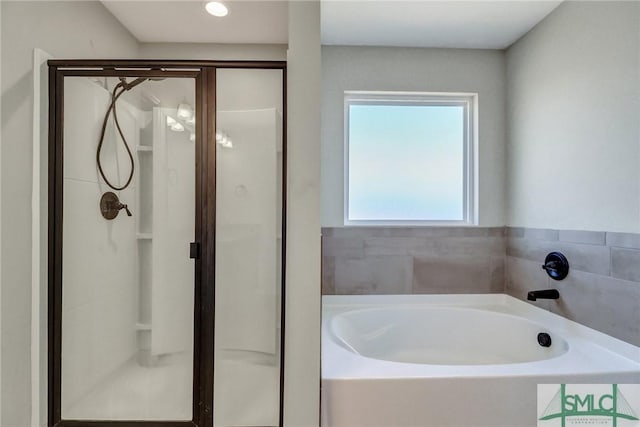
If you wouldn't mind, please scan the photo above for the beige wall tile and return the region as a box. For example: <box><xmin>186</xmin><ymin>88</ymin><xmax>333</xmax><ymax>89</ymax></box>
<box><xmin>412</xmin><ymin>255</ymin><xmax>493</xmax><ymax>294</ymax></box>
<box><xmin>334</xmin><ymin>256</ymin><xmax>413</xmax><ymax>294</ymax></box>
<box><xmin>549</xmin><ymin>271</ymin><xmax>640</xmax><ymax>346</ymax></box>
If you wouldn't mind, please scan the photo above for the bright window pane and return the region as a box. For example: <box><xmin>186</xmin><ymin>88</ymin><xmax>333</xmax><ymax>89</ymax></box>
<box><xmin>348</xmin><ymin>103</ymin><xmax>465</xmax><ymax>221</ymax></box>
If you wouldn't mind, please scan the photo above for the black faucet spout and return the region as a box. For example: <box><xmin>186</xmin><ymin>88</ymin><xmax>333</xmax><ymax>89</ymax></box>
<box><xmin>527</xmin><ymin>289</ymin><xmax>560</xmax><ymax>301</ymax></box>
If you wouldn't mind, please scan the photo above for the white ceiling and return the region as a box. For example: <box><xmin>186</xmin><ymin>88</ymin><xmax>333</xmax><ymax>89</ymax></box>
<box><xmin>102</xmin><ymin>0</ymin><xmax>562</xmax><ymax>49</ymax></box>
<box><xmin>321</xmin><ymin>1</ymin><xmax>563</xmax><ymax>49</ymax></box>
<box><xmin>101</xmin><ymin>0</ymin><xmax>289</xmax><ymax>44</ymax></box>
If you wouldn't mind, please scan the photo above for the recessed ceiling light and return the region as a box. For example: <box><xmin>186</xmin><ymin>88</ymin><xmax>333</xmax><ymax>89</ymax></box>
<box><xmin>205</xmin><ymin>1</ymin><xmax>228</xmax><ymax>17</ymax></box>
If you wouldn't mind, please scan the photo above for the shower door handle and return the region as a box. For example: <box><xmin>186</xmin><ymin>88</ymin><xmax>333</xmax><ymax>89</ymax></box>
<box><xmin>190</xmin><ymin>242</ymin><xmax>200</xmax><ymax>259</ymax></box>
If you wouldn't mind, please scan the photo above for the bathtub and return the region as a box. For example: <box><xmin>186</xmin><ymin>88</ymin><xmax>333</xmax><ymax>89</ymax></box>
<box><xmin>322</xmin><ymin>294</ymin><xmax>640</xmax><ymax>427</ymax></box>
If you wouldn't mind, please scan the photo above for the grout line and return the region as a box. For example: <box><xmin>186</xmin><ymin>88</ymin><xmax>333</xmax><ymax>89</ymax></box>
<box><xmin>609</xmin><ymin>245</ymin><xmax>613</xmax><ymax>278</ymax></box>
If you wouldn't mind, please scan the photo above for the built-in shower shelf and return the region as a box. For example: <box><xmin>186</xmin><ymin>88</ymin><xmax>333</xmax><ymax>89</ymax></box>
<box><xmin>136</xmin><ymin>146</ymin><xmax>153</xmax><ymax>152</ymax></box>
<box><xmin>135</xmin><ymin>322</ymin><xmax>152</xmax><ymax>331</ymax></box>
<box><xmin>136</xmin><ymin>233</ymin><xmax>153</xmax><ymax>240</ymax></box>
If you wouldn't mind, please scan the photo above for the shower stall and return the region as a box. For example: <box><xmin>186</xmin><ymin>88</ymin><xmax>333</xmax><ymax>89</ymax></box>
<box><xmin>47</xmin><ymin>61</ymin><xmax>286</xmax><ymax>427</ymax></box>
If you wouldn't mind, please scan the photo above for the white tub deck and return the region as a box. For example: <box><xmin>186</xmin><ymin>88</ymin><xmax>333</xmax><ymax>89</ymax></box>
<box><xmin>321</xmin><ymin>294</ymin><xmax>640</xmax><ymax>427</ymax></box>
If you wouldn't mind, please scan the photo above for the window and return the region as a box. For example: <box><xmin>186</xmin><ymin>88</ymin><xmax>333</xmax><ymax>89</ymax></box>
<box><xmin>344</xmin><ymin>91</ymin><xmax>477</xmax><ymax>225</ymax></box>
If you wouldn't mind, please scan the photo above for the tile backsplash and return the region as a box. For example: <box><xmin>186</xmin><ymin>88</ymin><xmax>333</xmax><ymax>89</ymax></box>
<box><xmin>505</xmin><ymin>227</ymin><xmax>640</xmax><ymax>346</ymax></box>
<box><xmin>321</xmin><ymin>226</ymin><xmax>640</xmax><ymax>346</ymax></box>
<box><xmin>321</xmin><ymin>227</ymin><xmax>506</xmax><ymax>295</ymax></box>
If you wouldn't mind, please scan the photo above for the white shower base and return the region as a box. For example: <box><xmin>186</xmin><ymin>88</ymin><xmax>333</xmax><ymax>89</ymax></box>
<box><xmin>64</xmin><ymin>350</ymin><xmax>279</xmax><ymax>425</ymax></box>
<box><xmin>64</xmin><ymin>352</ymin><xmax>192</xmax><ymax>421</ymax></box>
<box><xmin>214</xmin><ymin>349</ymin><xmax>280</xmax><ymax>427</ymax></box>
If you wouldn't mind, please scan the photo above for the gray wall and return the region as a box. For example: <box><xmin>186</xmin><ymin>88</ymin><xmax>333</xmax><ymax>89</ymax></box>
<box><xmin>140</xmin><ymin>42</ymin><xmax>286</xmax><ymax>61</ymax></box>
<box><xmin>503</xmin><ymin>1</ymin><xmax>640</xmax><ymax>347</ymax></box>
<box><xmin>1</xmin><ymin>2</ymin><xmax>140</xmax><ymax>425</ymax></box>
<box><xmin>505</xmin><ymin>1</ymin><xmax>640</xmax><ymax>233</ymax></box>
<box><xmin>321</xmin><ymin>46</ymin><xmax>507</xmax><ymax>227</ymax></box>
<box><xmin>284</xmin><ymin>4</ymin><xmax>322</xmax><ymax>424</ymax></box>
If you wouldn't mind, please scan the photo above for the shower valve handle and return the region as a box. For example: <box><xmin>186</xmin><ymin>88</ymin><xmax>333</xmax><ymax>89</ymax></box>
<box><xmin>118</xmin><ymin>203</ymin><xmax>132</xmax><ymax>217</ymax></box>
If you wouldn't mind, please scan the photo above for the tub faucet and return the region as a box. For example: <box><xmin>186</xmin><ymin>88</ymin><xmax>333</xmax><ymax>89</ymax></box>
<box><xmin>527</xmin><ymin>289</ymin><xmax>560</xmax><ymax>301</ymax></box>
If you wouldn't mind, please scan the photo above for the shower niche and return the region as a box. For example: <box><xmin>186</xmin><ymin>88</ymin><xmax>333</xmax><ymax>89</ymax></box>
<box><xmin>48</xmin><ymin>62</ymin><xmax>286</xmax><ymax>427</ymax></box>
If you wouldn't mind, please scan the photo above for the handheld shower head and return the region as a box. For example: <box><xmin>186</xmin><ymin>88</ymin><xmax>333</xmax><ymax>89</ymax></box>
<box><xmin>97</xmin><ymin>75</ymin><xmax>165</xmax><ymax>195</ymax></box>
<box><xmin>118</xmin><ymin>76</ymin><xmax>165</xmax><ymax>91</ymax></box>
<box><xmin>118</xmin><ymin>76</ymin><xmax>148</xmax><ymax>91</ymax></box>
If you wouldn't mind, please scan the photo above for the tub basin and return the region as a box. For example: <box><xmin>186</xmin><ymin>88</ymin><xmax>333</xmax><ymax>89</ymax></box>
<box><xmin>332</xmin><ymin>306</ymin><xmax>568</xmax><ymax>365</ymax></box>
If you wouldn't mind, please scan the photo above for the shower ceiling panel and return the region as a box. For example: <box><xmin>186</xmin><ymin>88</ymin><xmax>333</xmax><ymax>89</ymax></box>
<box><xmin>101</xmin><ymin>1</ymin><xmax>288</xmax><ymax>44</ymax></box>
<box><xmin>101</xmin><ymin>0</ymin><xmax>561</xmax><ymax>49</ymax></box>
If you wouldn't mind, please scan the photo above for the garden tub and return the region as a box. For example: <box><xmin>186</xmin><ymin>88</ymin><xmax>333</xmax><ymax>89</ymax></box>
<box><xmin>321</xmin><ymin>294</ymin><xmax>640</xmax><ymax>427</ymax></box>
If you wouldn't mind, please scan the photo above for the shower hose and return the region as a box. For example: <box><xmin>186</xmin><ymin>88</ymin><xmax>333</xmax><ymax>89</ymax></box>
<box><xmin>96</xmin><ymin>77</ymin><xmax>149</xmax><ymax>191</ymax></box>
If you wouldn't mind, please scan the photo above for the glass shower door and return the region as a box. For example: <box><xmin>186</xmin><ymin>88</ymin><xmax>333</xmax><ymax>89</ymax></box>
<box><xmin>213</xmin><ymin>68</ymin><xmax>285</xmax><ymax>427</ymax></box>
<box><xmin>59</xmin><ymin>75</ymin><xmax>197</xmax><ymax>420</ymax></box>
<box><xmin>49</xmin><ymin>62</ymin><xmax>286</xmax><ymax>427</ymax></box>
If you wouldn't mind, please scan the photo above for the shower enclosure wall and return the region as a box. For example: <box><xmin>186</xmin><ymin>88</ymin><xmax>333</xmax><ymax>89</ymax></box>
<box><xmin>47</xmin><ymin>61</ymin><xmax>286</xmax><ymax>427</ymax></box>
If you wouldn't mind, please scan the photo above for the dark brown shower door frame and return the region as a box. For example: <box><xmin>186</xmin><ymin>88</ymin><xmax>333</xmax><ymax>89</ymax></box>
<box><xmin>48</xmin><ymin>60</ymin><xmax>287</xmax><ymax>427</ymax></box>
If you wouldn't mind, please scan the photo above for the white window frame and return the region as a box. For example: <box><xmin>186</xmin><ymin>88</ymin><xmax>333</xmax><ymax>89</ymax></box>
<box><xmin>344</xmin><ymin>91</ymin><xmax>478</xmax><ymax>226</ymax></box>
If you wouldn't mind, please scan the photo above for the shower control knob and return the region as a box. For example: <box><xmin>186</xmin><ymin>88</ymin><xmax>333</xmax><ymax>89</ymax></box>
<box><xmin>542</xmin><ymin>252</ymin><xmax>569</xmax><ymax>280</ymax></box>
<box><xmin>100</xmin><ymin>191</ymin><xmax>132</xmax><ymax>220</ymax></box>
